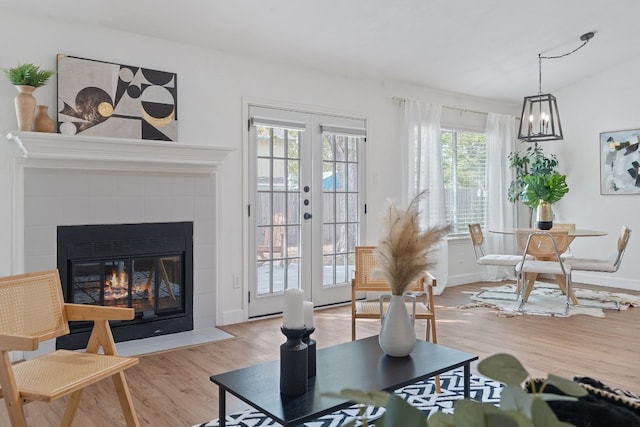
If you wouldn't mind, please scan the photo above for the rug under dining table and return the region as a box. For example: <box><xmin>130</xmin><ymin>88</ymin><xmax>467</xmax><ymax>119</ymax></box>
<box><xmin>459</xmin><ymin>282</ymin><xmax>640</xmax><ymax>317</ymax></box>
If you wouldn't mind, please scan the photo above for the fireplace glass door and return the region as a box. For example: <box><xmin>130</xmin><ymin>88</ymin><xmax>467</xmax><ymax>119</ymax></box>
<box><xmin>70</xmin><ymin>255</ymin><xmax>183</xmax><ymax>317</ymax></box>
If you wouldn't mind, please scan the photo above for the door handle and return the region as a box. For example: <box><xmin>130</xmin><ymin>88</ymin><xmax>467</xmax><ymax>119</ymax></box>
<box><xmin>304</xmin><ymin>213</ymin><xmax>312</xmax><ymax>220</ymax></box>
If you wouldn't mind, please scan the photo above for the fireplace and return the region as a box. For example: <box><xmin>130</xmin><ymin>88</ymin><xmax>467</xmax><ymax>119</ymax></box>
<box><xmin>56</xmin><ymin>221</ymin><xmax>193</xmax><ymax>349</ymax></box>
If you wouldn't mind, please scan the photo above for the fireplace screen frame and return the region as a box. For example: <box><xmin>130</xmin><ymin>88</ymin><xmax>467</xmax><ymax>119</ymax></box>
<box><xmin>57</xmin><ymin>221</ymin><xmax>193</xmax><ymax>349</ymax></box>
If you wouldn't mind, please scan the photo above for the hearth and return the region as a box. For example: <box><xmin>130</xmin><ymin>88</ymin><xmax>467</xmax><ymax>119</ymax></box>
<box><xmin>56</xmin><ymin>221</ymin><xmax>193</xmax><ymax>349</ymax></box>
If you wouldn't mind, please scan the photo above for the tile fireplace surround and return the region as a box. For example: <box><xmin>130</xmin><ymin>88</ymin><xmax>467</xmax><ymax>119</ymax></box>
<box><xmin>6</xmin><ymin>131</ymin><xmax>233</xmax><ymax>358</ymax></box>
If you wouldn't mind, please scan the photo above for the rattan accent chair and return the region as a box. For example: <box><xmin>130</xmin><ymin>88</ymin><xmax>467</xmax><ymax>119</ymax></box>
<box><xmin>0</xmin><ymin>269</ymin><xmax>140</xmax><ymax>427</ymax></box>
<box><xmin>351</xmin><ymin>246</ymin><xmax>440</xmax><ymax>392</ymax></box>
<box><xmin>515</xmin><ymin>231</ymin><xmax>573</xmax><ymax>315</ymax></box>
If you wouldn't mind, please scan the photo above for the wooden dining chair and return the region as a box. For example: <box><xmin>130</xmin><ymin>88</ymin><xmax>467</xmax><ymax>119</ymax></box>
<box><xmin>351</xmin><ymin>246</ymin><xmax>440</xmax><ymax>391</ymax></box>
<box><xmin>0</xmin><ymin>269</ymin><xmax>140</xmax><ymax>427</ymax></box>
<box><xmin>515</xmin><ymin>231</ymin><xmax>574</xmax><ymax>315</ymax></box>
<box><xmin>551</xmin><ymin>223</ymin><xmax>576</xmax><ymax>257</ymax></box>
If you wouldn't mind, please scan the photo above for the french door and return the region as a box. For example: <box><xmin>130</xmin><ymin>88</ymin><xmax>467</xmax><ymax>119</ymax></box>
<box><xmin>247</xmin><ymin>105</ymin><xmax>366</xmax><ymax>317</ymax></box>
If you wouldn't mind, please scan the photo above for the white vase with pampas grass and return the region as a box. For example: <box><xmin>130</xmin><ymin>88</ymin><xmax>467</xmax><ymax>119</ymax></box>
<box><xmin>375</xmin><ymin>191</ymin><xmax>449</xmax><ymax>357</ymax></box>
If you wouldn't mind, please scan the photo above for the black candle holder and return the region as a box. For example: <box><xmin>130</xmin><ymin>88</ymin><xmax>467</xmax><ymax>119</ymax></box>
<box><xmin>302</xmin><ymin>327</ymin><xmax>316</xmax><ymax>377</ymax></box>
<box><xmin>280</xmin><ymin>326</ymin><xmax>308</xmax><ymax>395</ymax></box>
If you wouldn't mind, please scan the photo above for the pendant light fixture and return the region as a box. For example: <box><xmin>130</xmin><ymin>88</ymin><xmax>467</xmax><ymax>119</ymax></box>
<box><xmin>518</xmin><ymin>32</ymin><xmax>595</xmax><ymax>142</ymax></box>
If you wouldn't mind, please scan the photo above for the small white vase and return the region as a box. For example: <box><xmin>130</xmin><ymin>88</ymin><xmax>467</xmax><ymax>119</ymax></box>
<box><xmin>379</xmin><ymin>295</ymin><xmax>416</xmax><ymax>357</ymax></box>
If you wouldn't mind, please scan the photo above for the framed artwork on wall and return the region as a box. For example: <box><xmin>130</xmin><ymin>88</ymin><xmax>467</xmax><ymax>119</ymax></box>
<box><xmin>600</xmin><ymin>128</ymin><xmax>640</xmax><ymax>194</ymax></box>
<box><xmin>57</xmin><ymin>54</ymin><xmax>178</xmax><ymax>141</ymax></box>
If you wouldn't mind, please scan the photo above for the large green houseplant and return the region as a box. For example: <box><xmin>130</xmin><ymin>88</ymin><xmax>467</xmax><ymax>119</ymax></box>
<box><xmin>507</xmin><ymin>142</ymin><xmax>569</xmax><ymax>227</ymax></box>
<box><xmin>520</xmin><ymin>172</ymin><xmax>569</xmax><ymax>209</ymax></box>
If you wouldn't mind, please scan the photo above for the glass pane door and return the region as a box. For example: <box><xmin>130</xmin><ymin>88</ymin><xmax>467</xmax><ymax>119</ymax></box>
<box><xmin>314</xmin><ymin>129</ymin><xmax>363</xmax><ymax>306</ymax></box>
<box><xmin>248</xmin><ymin>106</ymin><xmax>365</xmax><ymax>317</ymax></box>
<box><xmin>255</xmin><ymin>126</ymin><xmax>301</xmax><ymax>298</ymax></box>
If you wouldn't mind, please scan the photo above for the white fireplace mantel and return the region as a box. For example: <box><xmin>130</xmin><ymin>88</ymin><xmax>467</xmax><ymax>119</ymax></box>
<box><xmin>7</xmin><ymin>131</ymin><xmax>234</xmax><ymax>173</ymax></box>
<box><xmin>7</xmin><ymin>131</ymin><xmax>234</xmax><ymax>277</ymax></box>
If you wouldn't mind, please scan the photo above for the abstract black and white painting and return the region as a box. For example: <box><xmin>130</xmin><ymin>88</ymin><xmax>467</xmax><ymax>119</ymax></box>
<box><xmin>600</xmin><ymin>128</ymin><xmax>640</xmax><ymax>194</ymax></box>
<box><xmin>57</xmin><ymin>54</ymin><xmax>178</xmax><ymax>141</ymax></box>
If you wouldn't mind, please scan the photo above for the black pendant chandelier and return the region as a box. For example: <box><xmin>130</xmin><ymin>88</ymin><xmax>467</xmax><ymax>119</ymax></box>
<box><xmin>518</xmin><ymin>32</ymin><xmax>595</xmax><ymax>142</ymax></box>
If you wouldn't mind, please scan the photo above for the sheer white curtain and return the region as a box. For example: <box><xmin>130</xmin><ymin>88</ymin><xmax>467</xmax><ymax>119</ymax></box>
<box><xmin>484</xmin><ymin>113</ymin><xmax>518</xmax><ymax>280</ymax></box>
<box><xmin>403</xmin><ymin>100</ymin><xmax>449</xmax><ymax>294</ymax></box>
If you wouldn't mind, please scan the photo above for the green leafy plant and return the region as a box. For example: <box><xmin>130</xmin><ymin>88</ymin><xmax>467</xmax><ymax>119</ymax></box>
<box><xmin>507</xmin><ymin>142</ymin><xmax>569</xmax><ymax>225</ymax></box>
<box><xmin>328</xmin><ymin>353</ymin><xmax>587</xmax><ymax>427</ymax></box>
<box><xmin>2</xmin><ymin>63</ymin><xmax>54</xmax><ymax>87</ymax></box>
<box><xmin>507</xmin><ymin>142</ymin><xmax>561</xmax><ymax>204</ymax></box>
<box><xmin>520</xmin><ymin>172</ymin><xmax>569</xmax><ymax>209</ymax></box>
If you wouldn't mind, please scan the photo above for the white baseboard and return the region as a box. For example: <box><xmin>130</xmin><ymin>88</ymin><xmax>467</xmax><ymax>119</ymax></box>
<box><xmin>571</xmin><ymin>272</ymin><xmax>640</xmax><ymax>291</ymax></box>
<box><xmin>221</xmin><ymin>309</ymin><xmax>245</xmax><ymax>325</ymax></box>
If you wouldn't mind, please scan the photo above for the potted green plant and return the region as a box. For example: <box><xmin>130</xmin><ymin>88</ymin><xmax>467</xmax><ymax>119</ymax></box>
<box><xmin>2</xmin><ymin>62</ymin><xmax>54</xmax><ymax>131</ymax></box>
<box><xmin>508</xmin><ymin>142</ymin><xmax>569</xmax><ymax>228</ymax></box>
<box><xmin>328</xmin><ymin>353</ymin><xmax>587</xmax><ymax>427</ymax></box>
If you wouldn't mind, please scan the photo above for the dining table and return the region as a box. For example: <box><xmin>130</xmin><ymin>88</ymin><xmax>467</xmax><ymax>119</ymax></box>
<box><xmin>488</xmin><ymin>227</ymin><xmax>607</xmax><ymax>304</ymax></box>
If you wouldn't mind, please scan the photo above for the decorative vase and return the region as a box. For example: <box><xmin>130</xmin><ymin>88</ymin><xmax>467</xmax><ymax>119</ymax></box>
<box><xmin>379</xmin><ymin>295</ymin><xmax>416</xmax><ymax>357</ymax></box>
<box><xmin>34</xmin><ymin>105</ymin><xmax>55</xmax><ymax>133</ymax></box>
<box><xmin>536</xmin><ymin>200</ymin><xmax>553</xmax><ymax>230</ymax></box>
<box><xmin>14</xmin><ymin>85</ymin><xmax>37</xmax><ymax>131</ymax></box>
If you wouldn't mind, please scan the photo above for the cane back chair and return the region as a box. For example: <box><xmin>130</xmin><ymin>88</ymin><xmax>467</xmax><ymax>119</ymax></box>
<box><xmin>351</xmin><ymin>246</ymin><xmax>440</xmax><ymax>391</ymax></box>
<box><xmin>0</xmin><ymin>269</ymin><xmax>140</xmax><ymax>427</ymax></box>
<box><xmin>515</xmin><ymin>230</ymin><xmax>574</xmax><ymax>315</ymax></box>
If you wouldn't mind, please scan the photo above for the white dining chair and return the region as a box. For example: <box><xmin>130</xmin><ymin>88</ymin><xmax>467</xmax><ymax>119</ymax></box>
<box><xmin>468</xmin><ymin>223</ymin><xmax>523</xmax><ymax>298</ymax></box>
<box><xmin>515</xmin><ymin>230</ymin><xmax>573</xmax><ymax>315</ymax></box>
<box><xmin>468</xmin><ymin>223</ymin><xmax>522</xmax><ymax>267</ymax></box>
<box><xmin>565</xmin><ymin>226</ymin><xmax>631</xmax><ymax>277</ymax></box>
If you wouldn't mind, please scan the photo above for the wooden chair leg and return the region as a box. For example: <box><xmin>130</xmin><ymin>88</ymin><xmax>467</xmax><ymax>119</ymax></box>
<box><xmin>0</xmin><ymin>352</ymin><xmax>27</xmax><ymax>427</ymax></box>
<box><xmin>428</xmin><ymin>319</ymin><xmax>442</xmax><ymax>393</ymax></box>
<box><xmin>86</xmin><ymin>320</ymin><xmax>140</xmax><ymax>426</ymax></box>
<box><xmin>351</xmin><ymin>315</ymin><xmax>356</xmax><ymax>341</ymax></box>
<box><xmin>61</xmin><ymin>390</ymin><xmax>84</xmax><ymax>426</ymax></box>
<box><xmin>113</xmin><ymin>372</ymin><xmax>140</xmax><ymax>427</ymax></box>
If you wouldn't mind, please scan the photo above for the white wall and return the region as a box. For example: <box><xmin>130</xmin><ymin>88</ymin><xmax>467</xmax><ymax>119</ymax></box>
<box><xmin>0</xmin><ymin>9</ymin><xmax>530</xmax><ymax>326</ymax></box>
<box><xmin>546</xmin><ymin>57</ymin><xmax>640</xmax><ymax>291</ymax></box>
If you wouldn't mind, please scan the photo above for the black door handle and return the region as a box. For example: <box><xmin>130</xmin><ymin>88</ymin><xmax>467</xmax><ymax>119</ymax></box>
<box><xmin>304</xmin><ymin>213</ymin><xmax>312</xmax><ymax>220</ymax></box>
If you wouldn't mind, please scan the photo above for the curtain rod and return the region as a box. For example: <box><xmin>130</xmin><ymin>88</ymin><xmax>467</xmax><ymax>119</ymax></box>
<box><xmin>392</xmin><ymin>96</ymin><xmax>489</xmax><ymax>117</ymax></box>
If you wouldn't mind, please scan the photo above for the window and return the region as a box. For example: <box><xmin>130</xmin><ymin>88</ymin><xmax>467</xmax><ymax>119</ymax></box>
<box><xmin>441</xmin><ymin>129</ymin><xmax>486</xmax><ymax>235</ymax></box>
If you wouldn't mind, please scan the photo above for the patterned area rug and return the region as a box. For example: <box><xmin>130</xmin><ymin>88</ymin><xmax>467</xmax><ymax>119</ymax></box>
<box><xmin>193</xmin><ymin>369</ymin><xmax>503</xmax><ymax>427</ymax></box>
<box><xmin>460</xmin><ymin>282</ymin><xmax>640</xmax><ymax>318</ymax></box>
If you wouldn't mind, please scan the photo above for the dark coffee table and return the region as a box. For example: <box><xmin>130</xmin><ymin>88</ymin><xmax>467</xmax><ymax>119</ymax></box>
<box><xmin>210</xmin><ymin>336</ymin><xmax>478</xmax><ymax>426</ymax></box>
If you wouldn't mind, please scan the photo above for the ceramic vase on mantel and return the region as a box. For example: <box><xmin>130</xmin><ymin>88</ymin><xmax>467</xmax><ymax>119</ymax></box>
<box><xmin>14</xmin><ymin>85</ymin><xmax>37</xmax><ymax>131</ymax></box>
<box><xmin>34</xmin><ymin>105</ymin><xmax>55</xmax><ymax>133</ymax></box>
<box><xmin>378</xmin><ymin>295</ymin><xmax>416</xmax><ymax>357</ymax></box>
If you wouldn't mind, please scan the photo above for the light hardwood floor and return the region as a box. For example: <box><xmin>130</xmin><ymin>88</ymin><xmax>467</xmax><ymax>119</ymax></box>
<box><xmin>1</xmin><ymin>281</ymin><xmax>638</xmax><ymax>426</ymax></box>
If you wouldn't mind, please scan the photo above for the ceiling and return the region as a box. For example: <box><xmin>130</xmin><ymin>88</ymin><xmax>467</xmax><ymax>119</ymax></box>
<box><xmin>5</xmin><ymin>0</ymin><xmax>640</xmax><ymax>103</ymax></box>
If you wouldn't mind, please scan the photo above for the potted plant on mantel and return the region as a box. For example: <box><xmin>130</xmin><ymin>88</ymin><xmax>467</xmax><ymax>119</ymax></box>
<box><xmin>2</xmin><ymin>62</ymin><xmax>54</xmax><ymax>131</ymax></box>
<box><xmin>507</xmin><ymin>142</ymin><xmax>569</xmax><ymax>229</ymax></box>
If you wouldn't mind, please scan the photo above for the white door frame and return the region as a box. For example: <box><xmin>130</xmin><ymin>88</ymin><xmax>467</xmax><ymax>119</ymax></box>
<box><xmin>242</xmin><ymin>98</ymin><xmax>368</xmax><ymax>319</ymax></box>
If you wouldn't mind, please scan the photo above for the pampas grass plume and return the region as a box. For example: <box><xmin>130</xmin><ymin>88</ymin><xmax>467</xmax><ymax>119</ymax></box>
<box><xmin>374</xmin><ymin>191</ymin><xmax>450</xmax><ymax>295</ymax></box>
